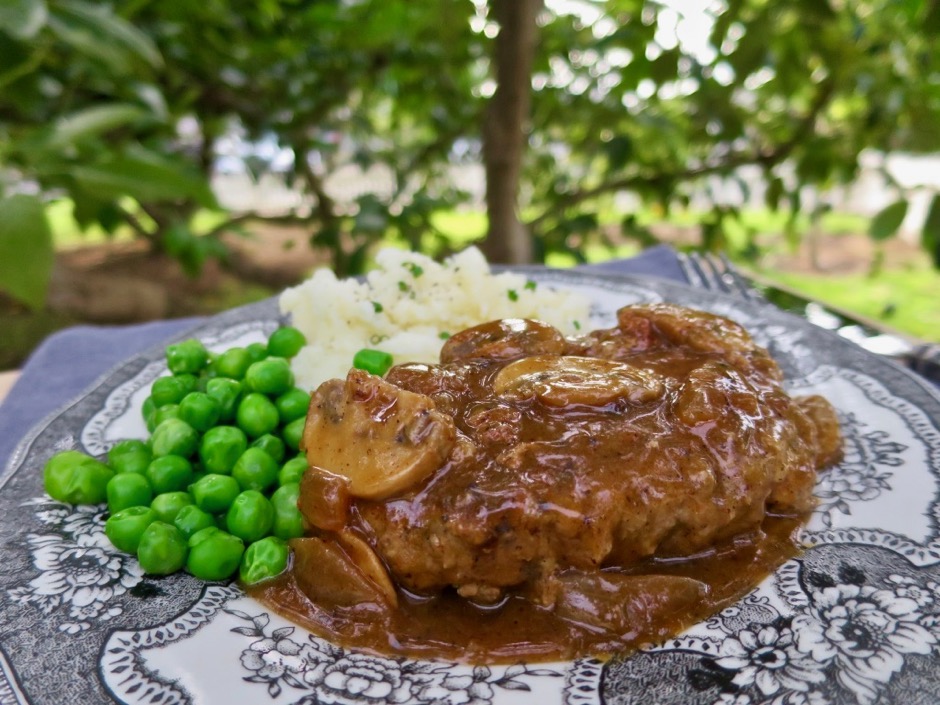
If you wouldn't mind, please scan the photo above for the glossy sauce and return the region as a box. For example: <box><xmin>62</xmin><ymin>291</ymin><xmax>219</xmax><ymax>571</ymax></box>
<box><xmin>248</xmin><ymin>515</ymin><xmax>803</xmax><ymax>662</ymax></box>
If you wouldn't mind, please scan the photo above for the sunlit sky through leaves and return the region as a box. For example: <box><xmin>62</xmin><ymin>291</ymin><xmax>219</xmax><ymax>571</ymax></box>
<box><xmin>471</xmin><ymin>1</ymin><xmax>730</xmax><ymax>100</ymax></box>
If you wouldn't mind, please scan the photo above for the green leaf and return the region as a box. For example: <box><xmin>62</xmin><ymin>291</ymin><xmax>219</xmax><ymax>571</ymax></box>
<box><xmin>72</xmin><ymin>146</ymin><xmax>217</xmax><ymax>208</ymax></box>
<box><xmin>0</xmin><ymin>195</ymin><xmax>54</xmax><ymax>310</ymax></box>
<box><xmin>922</xmin><ymin>193</ymin><xmax>940</xmax><ymax>267</ymax></box>
<box><xmin>45</xmin><ymin>104</ymin><xmax>156</xmax><ymax>150</ymax></box>
<box><xmin>603</xmin><ymin>135</ymin><xmax>633</xmax><ymax>172</ymax></box>
<box><xmin>649</xmin><ymin>48</ymin><xmax>680</xmax><ymax>85</ymax></box>
<box><xmin>925</xmin><ymin>0</ymin><xmax>940</xmax><ymax>32</ymax></box>
<box><xmin>70</xmin><ymin>190</ymin><xmax>110</xmax><ymax>232</ymax></box>
<box><xmin>0</xmin><ymin>0</ymin><xmax>48</xmax><ymax>39</ymax></box>
<box><xmin>765</xmin><ymin>177</ymin><xmax>784</xmax><ymax>211</ymax></box>
<box><xmin>354</xmin><ymin>194</ymin><xmax>389</xmax><ymax>234</ymax></box>
<box><xmin>868</xmin><ymin>199</ymin><xmax>908</xmax><ymax>242</ymax></box>
<box><xmin>711</xmin><ymin>0</ymin><xmax>743</xmax><ymax>47</ymax></box>
<box><xmin>48</xmin><ymin>0</ymin><xmax>162</xmax><ymax>72</ymax></box>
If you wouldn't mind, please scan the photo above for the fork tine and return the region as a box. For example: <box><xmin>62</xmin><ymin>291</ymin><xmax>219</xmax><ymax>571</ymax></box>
<box><xmin>678</xmin><ymin>251</ymin><xmax>763</xmax><ymax>301</ymax></box>
<box><xmin>687</xmin><ymin>252</ymin><xmax>733</xmax><ymax>294</ymax></box>
<box><xmin>716</xmin><ymin>253</ymin><xmax>760</xmax><ymax>301</ymax></box>
<box><xmin>676</xmin><ymin>252</ymin><xmax>705</xmax><ymax>289</ymax></box>
<box><xmin>696</xmin><ymin>253</ymin><xmax>734</xmax><ymax>295</ymax></box>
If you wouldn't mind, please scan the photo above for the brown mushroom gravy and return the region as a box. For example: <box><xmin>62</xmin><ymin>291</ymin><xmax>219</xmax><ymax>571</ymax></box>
<box><xmin>250</xmin><ymin>303</ymin><xmax>843</xmax><ymax>663</ymax></box>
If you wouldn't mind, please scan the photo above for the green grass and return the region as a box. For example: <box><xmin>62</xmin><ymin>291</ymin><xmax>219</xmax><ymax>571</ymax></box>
<box><xmin>754</xmin><ymin>264</ymin><xmax>940</xmax><ymax>343</ymax></box>
<box><xmin>430</xmin><ymin>210</ymin><xmax>487</xmax><ymax>244</ymax></box>
<box><xmin>46</xmin><ymin>200</ymin><xmax>136</xmax><ymax>248</ymax></box>
<box><xmin>47</xmin><ymin>199</ymin><xmax>230</xmax><ymax>249</ymax></box>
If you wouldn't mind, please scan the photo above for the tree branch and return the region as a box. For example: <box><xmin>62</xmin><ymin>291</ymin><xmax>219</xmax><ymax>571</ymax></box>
<box><xmin>297</xmin><ymin>148</ymin><xmax>339</xmax><ymax>229</ymax></box>
<box><xmin>527</xmin><ymin>78</ymin><xmax>836</xmax><ymax>230</ymax></box>
<box><xmin>203</xmin><ymin>211</ymin><xmax>314</xmax><ymax>238</ymax></box>
<box><xmin>114</xmin><ymin>204</ymin><xmax>155</xmax><ymax>240</ymax></box>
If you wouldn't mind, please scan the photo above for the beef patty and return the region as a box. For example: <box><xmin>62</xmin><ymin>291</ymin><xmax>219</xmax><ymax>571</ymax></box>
<box><xmin>298</xmin><ymin>303</ymin><xmax>841</xmax><ymax>608</ymax></box>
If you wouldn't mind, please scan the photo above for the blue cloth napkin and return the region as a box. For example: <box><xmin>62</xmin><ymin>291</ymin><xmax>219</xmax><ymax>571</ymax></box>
<box><xmin>0</xmin><ymin>245</ymin><xmax>684</xmax><ymax>471</ymax></box>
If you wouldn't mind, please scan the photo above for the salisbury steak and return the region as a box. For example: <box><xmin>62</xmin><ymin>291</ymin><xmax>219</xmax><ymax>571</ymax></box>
<box><xmin>299</xmin><ymin>304</ymin><xmax>841</xmax><ymax>607</ymax></box>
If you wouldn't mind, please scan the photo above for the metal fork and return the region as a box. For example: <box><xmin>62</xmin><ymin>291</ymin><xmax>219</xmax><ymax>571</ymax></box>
<box><xmin>676</xmin><ymin>251</ymin><xmax>762</xmax><ymax>302</ymax></box>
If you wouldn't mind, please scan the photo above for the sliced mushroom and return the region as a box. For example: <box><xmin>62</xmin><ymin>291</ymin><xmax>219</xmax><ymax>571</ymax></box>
<box><xmin>493</xmin><ymin>355</ymin><xmax>664</xmax><ymax>407</ymax></box>
<box><xmin>302</xmin><ymin>369</ymin><xmax>456</xmax><ymax>500</ymax></box>
<box><xmin>291</xmin><ymin>532</ymin><xmax>397</xmax><ymax>608</ymax></box>
<box><xmin>335</xmin><ymin>530</ymin><xmax>398</xmax><ymax>607</ymax></box>
<box><xmin>554</xmin><ymin>571</ymin><xmax>707</xmax><ymax>634</ymax></box>
<box><xmin>440</xmin><ymin>319</ymin><xmax>566</xmax><ymax>363</ymax></box>
<box><xmin>298</xmin><ymin>467</ymin><xmax>352</xmax><ymax>532</ymax></box>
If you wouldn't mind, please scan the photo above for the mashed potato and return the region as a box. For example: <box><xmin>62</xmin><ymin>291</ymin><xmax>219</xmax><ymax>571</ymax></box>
<box><xmin>279</xmin><ymin>247</ymin><xmax>590</xmax><ymax>390</ymax></box>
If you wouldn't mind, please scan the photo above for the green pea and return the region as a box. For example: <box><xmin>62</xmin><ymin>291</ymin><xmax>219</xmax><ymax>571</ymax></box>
<box><xmin>137</xmin><ymin>521</ymin><xmax>188</xmax><ymax>575</ymax></box>
<box><xmin>178</xmin><ymin>391</ymin><xmax>221</xmax><ymax>432</ymax></box>
<box><xmin>198</xmin><ymin>425</ymin><xmax>248</xmax><ymax>474</ymax></box>
<box><xmin>105</xmin><ymin>506</ymin><xmax>158</xmax><ymax>553</ymax></box>
<box><xmin>194</xmin><ymin>372</ymin><xmax>211</xmax><ymax>392</ymax></box>
<box><xmin>151</xmin><ymin>418</ymin><xmax>199</xmax><ymax>458</ymax></box>
<box><xmin>267</xmin><ymin>326</ymin><xmax>306</xmax><ymax>359</ymax></box>
<box><xmin>275</xmin><ymin>387</ymin><xmax>310</xmax><ymax>424</ymax></box>
<box><xmin>271</xmin><ymin>483</ymin><xmax>304</xmax><ymax>540</ymax></box>
<box><xmin>151</xmin><ymin>375</ymin><xmax>197</xmax><ymax>407</ymax></box>
<box><xmin>106</xmin><ymin>473</ymin><xmax>153</xmax><ymax>513</ymax></box>
<box><xmin>225</xmin><ymin>490</ymin><xmax>274</xmax><ymax>543</ymax></box>
<box><xmin>246</xmin><ymin>342</ymin><xmax>269</xmax><ymax>363</ymax></box>
<box><xmin>142</xmin><ymin>396</ymin><xmax>157</xmax><ymax>429</ymax></box>
<box><xmin>173</xmin><ymin>504</ymin><xmax>218</xmax><ymax>539</ymax></box>
<box><xmin>187</xmin><ymin>527</ymin><xmax>244</xmax><ymax>581</ymax></box>
<box><xmin>206</xmin><ymin>378</ymin><xmax>242</xmax><ymax>422</ymax></box>
<box><xmin>282</xmin><ymin>417</ymin><xmax>306</xmax><ymax>452</ymax></box>
<box><xmin>146</xmin><ymin>455</ymin><xmax>194</xmax><ymax>494</ymax></box>
<box><xmin>353</xmin><ymin>348</ymin><xmax>393</xmax><ymax>376</ymax></box>
<box><xmin>215</xmin><ymin>348</ymin><xmax>252</xmax><ymax>380</ymax></box>
<box><xmin>43</xmin><ymin>450</ymin><xmax>114</xmax><ymax>505</ymax></box>
<box><xmin>278</xmin><ymin>456</ymin><xmax>308</xmax><ymax>486</ymax></box>
<box><xmin>236</xmin><ymin>393</ymin><xmax>279</xmax><ymax>438</ymax></box>
<box><xmin>151</xmin><ymin>404</ymin><xmax>181</xmax><ymax>429</ymax></box>
<box><xmin>202</xmin><ymin>355</ymin><xmax>220</xmax><ymax>381</ymax></box>
<box><xmin>150</xmin><ymin>491</ymin><xmax>193</xmax><ymax>524</ymax></box>
<box><xmin>239</xmin><ymin>536</ymin><xmax>290</xmax><ymax>585</ymax></box>
<box><xmin>165</xmin><ymin>339</ymin><xmax>209</xmax><ymax>375</ymax></box>
<box><xmin>190</xmin><ymin>473</ymin><xmax>241</xmax><ymax>514</ymax></box>
<box><xmin>250</xmin><ymin>434</ymin><xmax>285</xmax><ymax>464</ymax></box>
<box><xmin>244</xmin><ymin>357</ymin><xmax>294</xmax><ymax>396</ymax></box>
<box><xmin>108</xmin><ymin>439</ymin><xmax>152</xmax><ymax>475</ymax></box>
<box><xmin>231</xmin><ymin>448</ymin><xmax>279</xmax><ymax>492</ymax></box>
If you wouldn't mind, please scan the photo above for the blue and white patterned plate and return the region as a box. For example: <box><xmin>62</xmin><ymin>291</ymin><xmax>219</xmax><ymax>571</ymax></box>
<box><xmin>2</xmin><ymin>269</ymin><xmax>940</xmax><ymax>705</ymax></box>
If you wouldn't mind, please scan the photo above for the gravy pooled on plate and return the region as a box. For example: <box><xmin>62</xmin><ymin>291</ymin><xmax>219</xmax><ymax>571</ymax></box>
<box><xmin>250</xmin><ymin>303</ymin><xmax>842</xmax><ymax>662</ymax></box>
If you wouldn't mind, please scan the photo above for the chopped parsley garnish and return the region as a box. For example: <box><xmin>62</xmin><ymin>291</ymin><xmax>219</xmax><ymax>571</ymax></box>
<box><xmin>439</xmin><ymin>331</ymin><xmax>451</xmax><ymax>340</ymax></box>
<box><xmin>524</xmin><ymin>280</ymin><xmax>537</xmax><ymax>291</ymax></box>
<box><xmin>397</xmin><ymin>281</ymin><xmax>410</xmax><ymax>293</ymax></box>
<box><xmin>507</xmin><ymin>289</ymin><xmax>519</xmax><ymax>302</ymax></box>
<box><xmin>372</xmin><ymin>301</ymin><xmax>384</xmax><ymax>313</ymax></box>
<box><xmin>573</xmin><ymin>320</ymin><xmax>581</xmax><ymax>330</ymax></box>
<box><xmin>403</xmin><ymin>262</ymin><xmax>424</xmax><ymax>277</ymax></box>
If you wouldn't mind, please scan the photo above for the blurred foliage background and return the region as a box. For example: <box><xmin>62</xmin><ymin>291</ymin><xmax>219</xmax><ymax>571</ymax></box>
<box><xmin>1</xmin><ymin>0</ymin><xmax>939</xmax><ymax>367</ymax></box>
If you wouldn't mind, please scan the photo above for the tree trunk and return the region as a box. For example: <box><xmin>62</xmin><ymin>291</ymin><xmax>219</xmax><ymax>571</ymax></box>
<box><xmin>481</xmin><ymin>0</ymin><xmax>541</xmax><ymax>265</ymax></box>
